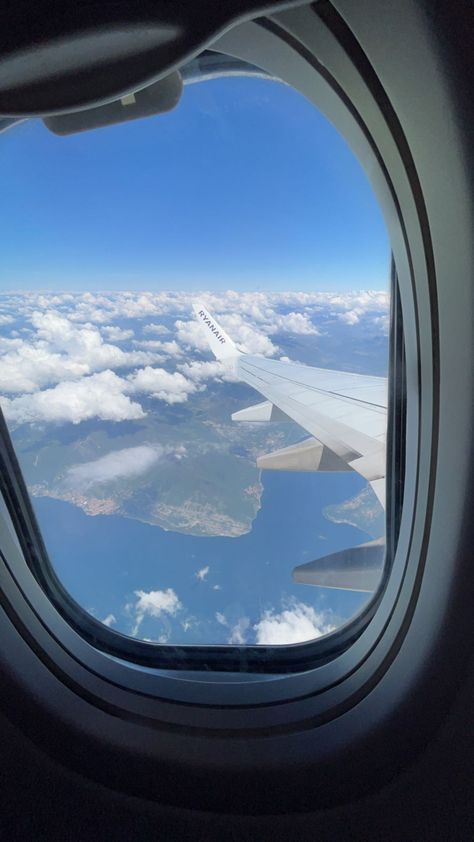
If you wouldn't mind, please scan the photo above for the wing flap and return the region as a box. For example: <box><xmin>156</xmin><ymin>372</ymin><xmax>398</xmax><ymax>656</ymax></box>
<box><xmin>238</xmin><ymin>355</ymin><xmax>387</xmax><ymax>467</ymax></box>
<box><xmin>231</xmin><ymin>400</ymin><xmax>290</xmax><ymax>423</ymax></box>
<box><xmin>257</xmin><ymin>437</ymin><xmax>353</xmax><ymax>472</ymax></box>
<box><xmin>292</xmin><ymin>538</ymin><xmax>385</xmax><ymax>592</ymax></box>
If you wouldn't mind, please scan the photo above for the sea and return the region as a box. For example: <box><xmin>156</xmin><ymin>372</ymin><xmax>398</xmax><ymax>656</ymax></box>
<box><xmin>33</xmin><ymin>469</ymin><xmax>374</xmax><ymax>645</ymax></box>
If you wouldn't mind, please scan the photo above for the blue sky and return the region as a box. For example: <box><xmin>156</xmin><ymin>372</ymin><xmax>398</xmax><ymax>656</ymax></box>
<box><xmin>0</xmin><ymin>77</ymin><xmax>389</xmax><ymax>292</ymax></box>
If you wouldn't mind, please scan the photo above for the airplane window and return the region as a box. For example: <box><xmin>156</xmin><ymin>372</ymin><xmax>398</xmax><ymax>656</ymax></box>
<box><xmin>0</xmin><ymin>60</ymin><xmax>391</xmax><ymax>654</ymax></box>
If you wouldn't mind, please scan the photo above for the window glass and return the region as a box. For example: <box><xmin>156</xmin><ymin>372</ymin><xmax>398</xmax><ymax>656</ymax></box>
<box><xmin>0</xmin><ymin>68</ymin><xmax>390</xmax><ymax>647</ymax></box>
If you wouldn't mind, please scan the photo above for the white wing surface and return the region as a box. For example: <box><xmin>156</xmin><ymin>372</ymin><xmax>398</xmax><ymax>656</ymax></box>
<box><xmin>237</xmin><ymin>355</ymin><xmax>387</xmax><ymax>501</ymax></box>
<box><xmin>194</xmin><ymin>302</ymin><xmax>388</xmax><ymax>592</ymax></box>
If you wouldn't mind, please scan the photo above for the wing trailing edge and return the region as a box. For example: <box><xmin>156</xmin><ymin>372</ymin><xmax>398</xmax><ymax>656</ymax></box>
<box><xmin>231</xmin><ymin>400</ymin><xmax>291</xmax><ymax>423</ymax></box>
<box><xmin>256</xmin><ymin>437</ymin><xmax>353</xmax><ymax>472</ymax></box>
<box><xmin>292</xmin><ymin>537</ymin><xmax>385</xmax><ymax>592</ymax></box>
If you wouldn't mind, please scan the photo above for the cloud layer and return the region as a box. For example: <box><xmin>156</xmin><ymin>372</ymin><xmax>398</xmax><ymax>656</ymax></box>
<box><xmin>2</xmin><ymin>370</ymin><xmax>145</xmax><ymax>425</ymax></box>
<box><xmin>0</xmin><ymin>289</ymin><xmax>389</xmax><ymax>426</ymax></box>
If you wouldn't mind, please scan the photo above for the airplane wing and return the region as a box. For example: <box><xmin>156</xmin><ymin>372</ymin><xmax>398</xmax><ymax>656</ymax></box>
<box><xmin>194</xmin><ymin>302</ymin><xmax>387</xmax><ymax>592</ymax></box>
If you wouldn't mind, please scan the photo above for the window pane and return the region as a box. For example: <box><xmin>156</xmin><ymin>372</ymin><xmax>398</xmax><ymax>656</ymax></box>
<box><xmin>0</xmin><ymin>67</ymin><xmax>390</xmax><ymax>648</ymax></box>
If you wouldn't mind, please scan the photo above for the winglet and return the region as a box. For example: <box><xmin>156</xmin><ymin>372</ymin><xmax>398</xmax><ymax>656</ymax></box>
<box><xmin>192</xmin><ymin>301</ymin><xmax>241</xmax><ymax>361</ymax></box>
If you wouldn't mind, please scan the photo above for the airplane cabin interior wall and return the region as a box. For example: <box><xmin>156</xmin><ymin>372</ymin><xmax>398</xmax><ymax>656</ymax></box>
<box><xmin>0</xmin><ymin>0</ymin><xmax>473</xmax><ymax>839</ymax></box>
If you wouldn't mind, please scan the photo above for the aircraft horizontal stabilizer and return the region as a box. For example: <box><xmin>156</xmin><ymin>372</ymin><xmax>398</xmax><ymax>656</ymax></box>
<box><xmin>257</xmin><ymin>437</ymin><xmax>353</xmax><ymax>472</ymax></box>
<box><xmin>192</xmin><ymin>301</ymin><xmax>240</xmax><ymax>361</ymax></box>
<box><xmin>292</xmin><ymin>537</ymin><xmax>385</xmax><ymax>592</ymax></box>
<box><xmin>232</xmin><ymin>400</ymin><xmax>290</xmax><ymax>423</ymax></box>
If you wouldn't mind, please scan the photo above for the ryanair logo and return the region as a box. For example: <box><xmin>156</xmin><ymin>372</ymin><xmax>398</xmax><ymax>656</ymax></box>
<box><xmin>198</xmin><ymin>310</ymin><xmax>226</xmax><ymax>344</ymax></box>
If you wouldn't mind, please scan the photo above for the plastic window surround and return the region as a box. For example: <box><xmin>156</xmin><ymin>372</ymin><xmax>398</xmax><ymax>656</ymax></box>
<box><xmin>0</xmin><ymin>5</ymin><xmax>432</xmax><ymax>720</ymax></box>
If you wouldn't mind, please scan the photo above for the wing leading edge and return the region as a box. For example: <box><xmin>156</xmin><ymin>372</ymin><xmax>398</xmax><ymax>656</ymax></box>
<box><xmin>194</xmin><ymin>302</ymin><xmax>388</xmax><ymax>592</ymax></box>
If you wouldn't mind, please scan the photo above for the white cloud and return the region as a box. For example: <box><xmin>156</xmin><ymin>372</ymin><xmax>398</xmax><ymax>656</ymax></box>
<box><xmin>373</xmin><ymin>314</ymin><xmax>389</xmax><ymax>334</ymax></box>
<box><xmin>197</xmin><ymin>291</ymin><xmax>275</xmax><ymax>323</ymax></box>
<box><xmin>1</xmin><ymin>370</ymin><xmax>145</xmax><ymax>425</ymax></box>
<box><xmin>143</xmin><ymin>323</ymin><xmax>171</xmax><ymax>335</ymax></box>
<box><xmin>133</xmin><ymin>339</ymin><xmax>182</xmax><ymax>356</ymax></box>
<box><xmin>30</xmin><ymin>309</ymin><xmax>153</xmax><ymax>367</ymax></box>
<box><xmin>175</xmin><ymin>318</ymin><xmax>212</xmax><ymax>353</ymax></box>
<box><xmin>173</xmin><ymin>444</ymin><xmax>188</xmax><ymax>461</ymax></box>
<box><xmin>66</xmin><ymin>445</ymin><xmax>162</xmax><ymax>489</ymax></box>
<box><xmin>195</xmin><ymin>565</ymin><xmax>210</xmax><ymax>582</ymax></box>
<box><xmin>102</xmin><ymin>325</ymin><xmax>134</xmax><ymax>341</ymax></box>
<box><xmin>176</xmin><ymin>314</ymin><xmax>278</xmax><ymax>357</ymax></box>
<box><xmin>66</xmin><ymin>292</ymin><xmax>167</xmax><ymax>324</ymax></box>
<box><xmin>177</xmin><ymin>359</ymin><xmax>239</xmax><ymax>384</ymax></box>
<box><xmin>254</xmin><ymin>599</ymin><xmax>335</xmax><ymax>645</ymax></box>
<box><xmin>194</xmin><ymin>290</ymin><xmax>389</xmax><ymax>336</ymax></box>
<box><xmin>267</xmin><ymin>311</ymin><xmax>319</xmax><ymax>335</ymax></box>
<box><xmin>325</xmin><ymin>291</ymin><xmax>389</xmax><ymax>327</ymax></box>
<box><xmin>131</xmin><ymin>340</ymin><xmax>171</xmax><ymax>357</ymax></box>
<box><xmin>127</xmin><ymin>365</ymin><xmax>199</xmax><ymax>404</ymax></box>
<box><xmin>228</xmin><ymin>616</ymin><xmax>250</xmax><ymax>645</ymax></box>
<box><xmin>216</xmin><ymin>611</ymin><xmax>227</xmax><ymax>626</ymax></box>
<box><xmin>132</xmin><ymin>335</ymin><xmax>183</xmax><ymax>357</ymax></box>
<box><xmin>131</xmin><ymin>587</ymin><xmax>182</xmax><ymax>637</ymax></box>
<box><xmin>338</xmin><ymin>309</ymin><xmax>362</xmax><ymax>325</ymax></box>
<box><xmin>0</xmin><ymin>309</ymin><xmax>156</xmax><ymax>395</ymax></box>
<box><xmin>0</xmin><ymin>339</ymin><xmax>89</xmax><ymax>394</ymax></box>
<box><xmin>102</xmin><ymin>613</ymin><xmax>117</xmax><ymax>628</ymax></box>
<box><xmin>218</xmin><ymin>313</ymin><xmax>278</xmax><ymax>356</ymax></box>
